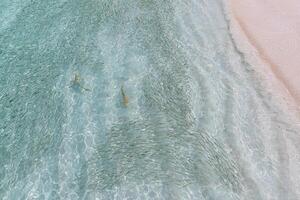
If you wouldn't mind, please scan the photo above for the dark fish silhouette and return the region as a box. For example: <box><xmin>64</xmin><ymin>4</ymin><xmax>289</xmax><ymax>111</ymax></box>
<box><xmin>71</xmin><ymin>73</ymin><xmax>90</xmax><ymax>92</ymax></box>
<box><xmin>121</xmin><ymin>85</ymin><xmax>129</xmax><ymax>107</ymax></box>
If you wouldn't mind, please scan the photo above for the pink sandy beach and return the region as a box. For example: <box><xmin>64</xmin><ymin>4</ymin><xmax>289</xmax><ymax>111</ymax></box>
<box><xmin>229</xmin><ymin>0</ymin><xmax>300</xmax><ymax>106</ymax></box>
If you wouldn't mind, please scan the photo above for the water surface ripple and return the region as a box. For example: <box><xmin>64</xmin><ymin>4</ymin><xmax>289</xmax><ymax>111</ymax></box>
<box><xmin>0</xmin><ymin>0</ymin><xmax>300</xmax><ymax>199</ymax></box>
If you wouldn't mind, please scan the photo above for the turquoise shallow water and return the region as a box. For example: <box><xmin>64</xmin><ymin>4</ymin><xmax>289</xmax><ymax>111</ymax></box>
<box><xmin>1</xmin><ymin>0</ymin><xmax>300</xmax><ymax>199</ymax></box>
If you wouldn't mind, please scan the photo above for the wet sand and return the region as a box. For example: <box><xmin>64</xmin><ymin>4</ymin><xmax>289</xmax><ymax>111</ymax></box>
<box><xmin>228</xmin><ymin>0</ymin><xmax>300</xmax><ymax>105</ymax></box>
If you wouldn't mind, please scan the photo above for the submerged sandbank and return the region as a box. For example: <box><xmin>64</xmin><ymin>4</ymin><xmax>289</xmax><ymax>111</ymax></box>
<box><xmin>228</xmin><ymin>0</ymin><xmax>300</xmax><ymax>105</ymax></box>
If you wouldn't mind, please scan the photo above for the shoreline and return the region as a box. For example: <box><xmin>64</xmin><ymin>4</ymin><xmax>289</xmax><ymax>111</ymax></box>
<box><xmin>225</xmin><ymin>1</ymin><xmax>300</xmax><ymax>197</ymax></box>
<box><xmin>227</xmin><ymin>0</ymin><xmax>300</xmax><ymax>110</ymax></box>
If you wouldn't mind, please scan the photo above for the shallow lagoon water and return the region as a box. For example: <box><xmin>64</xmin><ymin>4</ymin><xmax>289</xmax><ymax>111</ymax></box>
<box><xmin>1</xmin><ymin>0</ymin><xmax>300</xmax><ymax>199</ymax></box>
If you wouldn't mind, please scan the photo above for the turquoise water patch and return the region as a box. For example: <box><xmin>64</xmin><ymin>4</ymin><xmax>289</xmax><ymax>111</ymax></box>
<box><xmin>1</xmin><ymin>0</ymin><xmax>299</xmax><ymax>199</ymax></box>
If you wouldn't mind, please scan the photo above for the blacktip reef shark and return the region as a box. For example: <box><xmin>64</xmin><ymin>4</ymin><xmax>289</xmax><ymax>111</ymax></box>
<box><xmin>70</xmin><ymin>73</ymin><xmax>91</xmax><ymax>92</ymax></box>
<box><xmin>121</xmin><ymin>85</ymin><xmax>129</xmax><ymax>107</ymax></box>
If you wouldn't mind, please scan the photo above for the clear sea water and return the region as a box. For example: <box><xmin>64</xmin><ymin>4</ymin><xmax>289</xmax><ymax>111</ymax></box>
<box><xmin>1</xmin><ymin>0</ymin><xmax>300</xmax><ymax>199</ymax></box>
